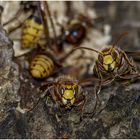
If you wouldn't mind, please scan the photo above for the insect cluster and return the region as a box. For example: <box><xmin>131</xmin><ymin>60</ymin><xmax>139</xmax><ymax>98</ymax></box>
<box><xmin>0</xmin><ymin>1</ymin><xmax>140</xmax><ymax>124</ymax></box>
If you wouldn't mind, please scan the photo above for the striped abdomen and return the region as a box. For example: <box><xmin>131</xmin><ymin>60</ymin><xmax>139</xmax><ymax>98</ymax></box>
<box><xmin>21</xmin><ymin>15</ymin><xmax>43</xmax><ymax>49</ymax></box>
<box><xmin>30</xmin><ymin>55</ymin><xmax>55</xmax><ymax>79</ymax></box>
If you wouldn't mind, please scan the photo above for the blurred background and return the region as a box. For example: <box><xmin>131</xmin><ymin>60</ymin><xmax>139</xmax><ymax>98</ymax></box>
<box><xmin>1</xmin><ymin>1</ymin><xmax>140</xmax><ymax>60</ymax></box>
